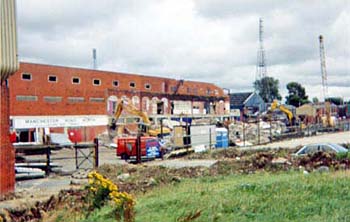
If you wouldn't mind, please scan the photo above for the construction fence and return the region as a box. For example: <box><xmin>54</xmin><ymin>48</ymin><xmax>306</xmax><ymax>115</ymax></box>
<box><xmin>229</xmin><ymin>118</ymin><xmax>350</xmax><ymax>147</ymax></box>
<box><xmin>169</xmin><ymin>119</ymin><xmax>350</xmax><ymax>151</ymax></box>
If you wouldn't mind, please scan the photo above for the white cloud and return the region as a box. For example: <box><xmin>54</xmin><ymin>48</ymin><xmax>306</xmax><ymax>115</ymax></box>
<box><xmin>16</xmin><ymin>0</ymin><xmax>350</xmax><ymax>101</ymax></box>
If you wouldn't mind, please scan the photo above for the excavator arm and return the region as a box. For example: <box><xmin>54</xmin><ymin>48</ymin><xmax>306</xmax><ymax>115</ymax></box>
<box><xmin>270</xmin><ymin>100</ymin><xmax>294</xmax><ymax>125</ymax></box>
<box><xmin>279</xmin><ymin>105</ymin><xmax>293</xmax><ymax>123</ymax></box>
<box><xmin>114</xmin><ymin>100</ymin><xmax>151</xmax><ymax>125</ymax></box>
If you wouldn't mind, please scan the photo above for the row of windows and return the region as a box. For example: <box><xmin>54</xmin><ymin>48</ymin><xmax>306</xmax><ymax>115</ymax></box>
<box><xmin>21</xmin><ymin>73</ymin><xmax>219</xmax><ymax>95</ymax></box>
<box><xmin>16</xmin><ymin>95</ymin><xmax>105</xmax><ymax>103</ymax></box>
<box><xmin>21</xmin><ymin>73</ymin><xmax>152</xmax><ymax>90</ymax></box>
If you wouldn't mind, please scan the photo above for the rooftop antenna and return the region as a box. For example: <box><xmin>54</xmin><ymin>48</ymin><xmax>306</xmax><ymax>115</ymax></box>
<box><xmin>92</xmin><ymin>48</ymin><xmax>97</xmax><ymax>70</ymax></box>
<box><xmin>319</xmin><ymin>35</ymin><xmax>329</xmax><ymax>101</ymax></box>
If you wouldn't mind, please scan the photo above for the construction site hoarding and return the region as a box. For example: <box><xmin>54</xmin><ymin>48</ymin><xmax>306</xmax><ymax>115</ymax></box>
<box><xmin>190</xmin><ymin>125</ymin><xmax>216</xmax><ymax>152</ymax></box>
<box><xmin>0</xmin><ymin>0</ymin><xmax>19</xmax><ymax>82</ymax></box>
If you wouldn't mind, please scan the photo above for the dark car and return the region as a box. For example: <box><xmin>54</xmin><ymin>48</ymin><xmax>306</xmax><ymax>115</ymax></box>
<box><xmin>295</xmin><ymin>143</ymin><xmax>348</xmax><ymax>156</ymax></box>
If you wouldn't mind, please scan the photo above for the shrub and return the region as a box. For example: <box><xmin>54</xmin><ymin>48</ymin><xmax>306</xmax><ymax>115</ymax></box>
<box><xmin>87</xmin><ymin>171</ymin><xmax>135</xmax><ymax>221</ymax></box>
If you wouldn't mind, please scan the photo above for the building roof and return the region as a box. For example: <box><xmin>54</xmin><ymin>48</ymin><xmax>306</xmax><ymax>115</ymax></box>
<box><xmin>229</xmin><ymin>92</ymin><xmax>253</xmax><ymax>106</ymax></box>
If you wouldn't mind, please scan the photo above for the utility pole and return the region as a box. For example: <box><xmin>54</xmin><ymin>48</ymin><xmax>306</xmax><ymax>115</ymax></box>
<box><xmin>92</xmin><ymin>48</ymin><xmax>97</xmax><ymax>70</ymax></box>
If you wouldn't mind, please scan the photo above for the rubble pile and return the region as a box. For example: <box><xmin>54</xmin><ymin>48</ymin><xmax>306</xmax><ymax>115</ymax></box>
<box><xmin>228</xmin><ymin>121</ymin><xmax>287</xmax><ymax>145</ymax></box>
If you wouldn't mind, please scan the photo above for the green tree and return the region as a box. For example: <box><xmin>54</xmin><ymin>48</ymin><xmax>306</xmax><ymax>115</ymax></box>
<box><xmin>326</xmin><ymin>97</ymin><xmax>343</xmax><ymax>105</ymax></box>
<box><xmin>312</xmin><ymin>97</ymin><xmax>319</xmax><ymax>104</ymax></box>
<box><xmin>253</xmin><ymin>77</ymin><xmax>282</xmax><ymax>103</ymax></box>
<box><xmin>285</xmin><ymin>82</ymin><xmax>309</xmax><ymax>107</ymax></box>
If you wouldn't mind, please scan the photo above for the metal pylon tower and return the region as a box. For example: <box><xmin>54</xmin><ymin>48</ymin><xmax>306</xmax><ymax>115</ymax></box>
<box><xmin>256</xmin><ymin>18</ymin><xmax>267</xmax><ymax>80</ymax></box>
<box><xmin>319</xmin><ymin>35</ymin><xmax>329</xmax><ymax>101</ymax></box>
<box><xmin>255</xmin><ymin>18</ymin><xmax>271</xmax><ymax>102</ymax></box>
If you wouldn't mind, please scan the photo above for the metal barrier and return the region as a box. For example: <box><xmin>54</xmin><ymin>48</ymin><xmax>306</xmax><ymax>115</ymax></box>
<box><xmin>74</xmin><ymin>139</ymin><xmax>99</xmax><ymax>170</ymax></box>
<box><xmin>237</xmin><ymin>119</ymin><xmax>350</xmax><ymax>146</ymax></box>
<box><xmin>14</xmin><ymin>139</ymin><xmax>99</xmax><ymax>179</ymax></box>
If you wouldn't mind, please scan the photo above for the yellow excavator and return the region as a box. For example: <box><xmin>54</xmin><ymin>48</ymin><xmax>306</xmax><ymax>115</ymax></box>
<box><xmin>111</xmin><ymin>100</ymin><xmax>171</xmax><ymax>137</ymax></box>
<box><xmin>270</xmin><ymin>100</ymin><xmax>294</xmax><ymax>126</ymax></box>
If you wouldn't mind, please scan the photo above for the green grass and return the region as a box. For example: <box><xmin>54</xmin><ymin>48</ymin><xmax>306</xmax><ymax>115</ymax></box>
<box><xmin>78</xmin><ymin>171</ymin><xmax>350</xmax><ymax>222</ymax></box>
<box><xmin>135</xmin><ymin>171</ymin><xmax>350</xmax><ymax>222</ymax></box>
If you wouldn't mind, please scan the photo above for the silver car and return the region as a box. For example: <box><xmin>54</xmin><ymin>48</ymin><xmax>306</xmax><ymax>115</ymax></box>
<box><xmin>295</xmin><ymin>143</ymin><xmax>348</xmax><ymax>156</ymax></box>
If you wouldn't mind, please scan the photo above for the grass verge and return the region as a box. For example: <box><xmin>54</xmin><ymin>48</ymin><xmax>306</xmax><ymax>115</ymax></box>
<box><xmin>56</xmin><ymin>170</ymin><xmax>350</xmax><ymax>222</ymax></box>
<box><xmin>134</xmin><ymin>170</ymin><xmax>350</xmax><ymax>222</ymax></box>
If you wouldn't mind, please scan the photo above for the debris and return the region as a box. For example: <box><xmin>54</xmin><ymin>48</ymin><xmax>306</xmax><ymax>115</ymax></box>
<box><xmin>228</xmin><ymin>120</ymin><xmax>287</xmax><ymax>146</ymax></box>
<box><xmin>117</xmin><ymin>173</ymin><xmax>131</xmax><ymax>181</ymax></box>
<box><xmin>15</xmin><ymin>167</ymin><xmax>45</xmax><ymax>180</ymax></box>
<box><xmin>314</xmin><ymin>166</ymin><xmax>330</xmax><ymax>173</ymax></box>
<box><xmin>271</xmin><ymin>157</ymin><xmax>290</xmax><ymax>165</ymax></box>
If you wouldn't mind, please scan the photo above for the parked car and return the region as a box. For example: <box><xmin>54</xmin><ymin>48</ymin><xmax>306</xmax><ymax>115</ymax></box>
<box><xmin>295</xmin><ymin>143</ymin><xmax>348</xmax><ymax>156</ymax></box>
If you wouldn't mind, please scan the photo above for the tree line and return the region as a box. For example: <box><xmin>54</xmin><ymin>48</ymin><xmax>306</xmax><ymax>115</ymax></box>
<box><xmin>253</xmin><ymin>77</ymin><xmax>347</xmax><ymax>107</ymax></box>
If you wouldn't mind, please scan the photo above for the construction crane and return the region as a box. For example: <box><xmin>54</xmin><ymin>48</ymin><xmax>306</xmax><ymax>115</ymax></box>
<box><xmin>319</xmin><ymin>35</ymin><xmax>333</xmax><ymax>127</ymax></box>
<box><xmin>319</xmin><ymin>35</ymin><xmax>329</xmax><ymax>101</ymax></box>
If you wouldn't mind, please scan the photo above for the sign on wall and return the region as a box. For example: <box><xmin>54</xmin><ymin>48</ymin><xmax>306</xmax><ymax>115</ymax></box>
<box><xmin>11</xmin><ymin>115</ymin><xmax>109</xmax><ymax>129</ymax></box>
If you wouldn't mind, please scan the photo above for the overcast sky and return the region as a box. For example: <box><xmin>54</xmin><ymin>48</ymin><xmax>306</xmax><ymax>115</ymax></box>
<box><xmin>17</xmin><ymin>0</ymin><xmax>350</xmax><ymax>101</ymax></box>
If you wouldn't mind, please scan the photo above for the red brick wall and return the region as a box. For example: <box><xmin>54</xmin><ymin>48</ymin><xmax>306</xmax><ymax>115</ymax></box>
<box><xmin>0</xmin><ymin>82</ymin><xmax>15</xmax><ymax>195</ymax></box>
<box><xmin>9</xmin><ymin>63</ymin><xmax>228</xmax><ymax>116</ymax></box>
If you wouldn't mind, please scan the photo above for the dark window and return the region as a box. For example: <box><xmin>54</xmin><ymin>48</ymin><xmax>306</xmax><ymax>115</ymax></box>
<box><xmin>130</xmin><ymin>82</ymin><xmax>136</xmax><ymax>88</ymax></box>
<box><xmin>145</xmin><ymin>84</ymin><xmax>151</xmax><ymax>90</ymax></box>
<box><xmin>48</xmin><ymin>75</ymin><xmax>57</xmax><ymax>82</ymax></box>
<box><xmin>207</xmin><ymin>89</ymin><xmax>211</xmax><ymax>95</ymax></box>
<box><xmin>93</xmin><ymin>79</ymin><xmax>101</xmax><ymax>86</ymax></box>
<box><xmin>72</xmin><ymin>77</ymin><xmax>80</xmax><ymax>84</ymax></box>
<box><xmin>113</xmin><ymin>80</ymin><xmax>119</xmax><ymax>87</ymax></box>
<box><xmin>22</xmin><ymin>73</ymin><xmax>32</xmax><ymax>80</ymax></box>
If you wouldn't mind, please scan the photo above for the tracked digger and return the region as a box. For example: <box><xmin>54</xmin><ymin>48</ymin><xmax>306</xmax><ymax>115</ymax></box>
<box><xmin>270</xmin><ymin>100</ymin><xmax>295</xmax><ymax>126</ymax></box>
<box><xmin>109</xmin><ymin>100</ymin><xmax>171</xmax><ymax>137</ymax></box>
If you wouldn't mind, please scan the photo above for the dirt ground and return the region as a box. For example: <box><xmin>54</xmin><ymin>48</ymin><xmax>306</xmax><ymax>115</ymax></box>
<box><xmin>1</xmin><ymin>131</ymin><xmax>349</xmax><ymax>221</ymax></box>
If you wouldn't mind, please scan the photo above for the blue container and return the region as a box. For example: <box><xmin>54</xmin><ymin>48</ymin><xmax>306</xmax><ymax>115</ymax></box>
<box><xmin>216</xmin><ymin>128</ymin><xmax>228</xmax><ymax>148</ymax></box>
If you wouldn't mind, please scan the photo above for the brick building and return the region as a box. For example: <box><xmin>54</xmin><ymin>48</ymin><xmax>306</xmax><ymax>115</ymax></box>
<box><xmin>8</xmin><ymin>62</ymin><xmax>229</xmax><ymax>142</ymax></box>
